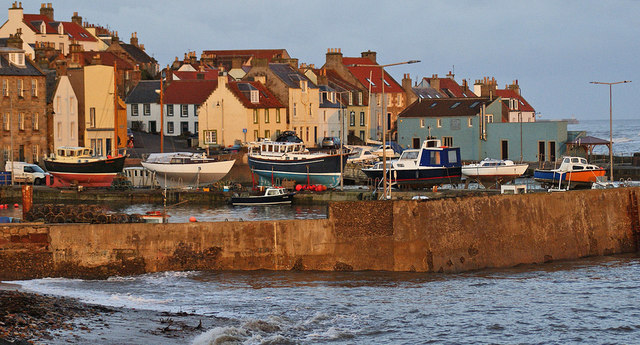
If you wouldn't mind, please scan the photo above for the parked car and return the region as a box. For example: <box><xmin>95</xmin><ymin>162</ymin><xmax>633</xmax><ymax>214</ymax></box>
<box><xmin>4</xmin><ymin>161</ymin><xmax>49</xmax><ymax>185</ymax></box>
<box><xmin>321</xmin><ymin>136</ymin><xmax>341</xmax><ymax>149</ymax></box>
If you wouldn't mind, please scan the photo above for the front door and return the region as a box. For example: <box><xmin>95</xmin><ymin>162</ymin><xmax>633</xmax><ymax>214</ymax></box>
<box><xmin>501</xmin><ymin>140</ymin><xmax>509</xmax><ymax>160</ymax></box>
<box><xmin>548</xmin><ymin>141</ymin><xmax>556</xmax><ymax>162</ymax></box>
<box><xmin>149</xmin><ymin>121</ymin><xmax>157</xmax><ymax>134</ymax></box>
<box><xmin>412</xmin><ymin>137</ymin><xmax>420</xmax><ymax>149</ymax></box>
<box><xmin>538</xmin><ymin>141</ymin><xmax>546</xmax><ymax>162</ymax></box>
<box><xmin>181</xmin><ymin>122</ymin><xmax>189</xmax><ymax>135</ymax></box>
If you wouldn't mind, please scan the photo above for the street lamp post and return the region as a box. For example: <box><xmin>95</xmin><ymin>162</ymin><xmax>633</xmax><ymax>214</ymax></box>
<box><xmin>349</xmin><ymin>60</ymin><xmax>420</xmax><ymax>200</ymax></box>
<box><xmin>590</xmin><ymin>80</ymin><xmax>631</xmax><ymax>182</ymax></box>
<box><xmin>335</xmin><ymin>91</ymin><xmax>351</xmax><ymax>191</ymax></box>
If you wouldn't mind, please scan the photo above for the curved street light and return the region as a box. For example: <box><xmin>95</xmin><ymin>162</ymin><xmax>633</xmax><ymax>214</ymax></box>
<box><xmin>590</xmin><ymin>80</ymin><xmax>631</xmax><ymax>181</ymax></box>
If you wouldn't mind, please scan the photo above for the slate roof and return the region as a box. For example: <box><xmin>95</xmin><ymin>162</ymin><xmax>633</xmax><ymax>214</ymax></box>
<box><xmin>413</xmin><ymin>86</ymin><xmax>444</xmax><ymax>99</ymax></box>
<box><xmin>568</xmin><ymin>135</ymin><xmax>610</xmax><ymax>145</ymax></box>
<box><xmin>0</xmin><ymin>53</ymin><xmax>44</xmax><ymax>76</ymax></box>
<box><xmin>227</xmin><ymin>81</ymin><xmax>284</xmax><ymax>109</ymax></box>
<box><xmin>398</xmin><ymin>97</ymin><xmax>488</xmax><ymax>118</ymax></box>
<box><xmin>202</xmin><ymin>49</ymin><xmax>290</xmax><ymax>61</ymax></box>
<box><xmin>323</xmin><ymin>68</ymin><xmax>368</xmax><ymax>107</ymax></box>
<box><xmin>125</xmin><ymin>80</ymin><xmax>161</xmax><ymax>104</ymax></box>
<box><xmin>119</xmin><ymin>43</ymin><xmax>155</xmax><ymax>63</ymax></box>
<box><xmin>163</xmin><ymin>80</ymin><xmax>217</xmax><ymax>105</ymax></box>
<box><xmin>269</xmin><ymin>63</ymin><xmax>316</xmax><ymax>89</ymax></box>
<box><xmin>495</xmin><ymin>89</ymin><xmax>535</xmax><ymax>112</ymax></box>
<box><xmin>318</xmin><ymin>85</ymin><xmax>340</xmax><ymax>108</ymax></box>
<box><xmin>342</xmin><ymin>57</ymin><xmax>403</xmax><ymax>93</ymax></box>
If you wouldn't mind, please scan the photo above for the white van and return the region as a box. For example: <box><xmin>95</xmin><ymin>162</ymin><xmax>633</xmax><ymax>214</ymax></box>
<box><xmin>4</xmin><ymin>161</ymin><xmax>49</xmax><ymax>185</ymax></box>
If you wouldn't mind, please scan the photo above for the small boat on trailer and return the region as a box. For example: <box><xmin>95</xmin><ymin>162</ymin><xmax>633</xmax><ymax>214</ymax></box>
<box><xmin>230</xmin><ymin>187</ymin><xmax>295</xmax><ymax>206</ymax></box>
<box><xmin>462</xmin><ymin>158</ymin><xmax>529</xmax><ymax>188</ymax></box>
<box><xmin>534</xmin><ymin>156</ymin><xmax>606</xmax><ymax>189</ymax></box>
<box><xmin>44</xmin><ymin>146</ymin><xmax>127</xmax><ymax>187</ymax></box>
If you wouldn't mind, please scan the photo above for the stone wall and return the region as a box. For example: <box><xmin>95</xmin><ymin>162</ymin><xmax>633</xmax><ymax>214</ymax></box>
<box><xmin>0</xmin><ymin>188</ymin><xmax>638</xmax><ymax>280</ymax></box>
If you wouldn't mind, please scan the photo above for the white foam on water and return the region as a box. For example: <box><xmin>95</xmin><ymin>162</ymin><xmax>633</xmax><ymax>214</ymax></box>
<box><xmin>191</xmin><ymin>326</ymin><xmax>249</xmax><ymax>345</ymax></box>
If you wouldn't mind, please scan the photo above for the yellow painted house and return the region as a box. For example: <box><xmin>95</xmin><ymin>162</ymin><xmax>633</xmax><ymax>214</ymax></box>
<box><xmin>83</xmin><ymin>65</ymin><xmax>126</xmax><ymax>156</ymax></box>
<box><xmin>200</xmin><ymin>75</ymin><xmax>287</xmax><ymax>149</ymax></box>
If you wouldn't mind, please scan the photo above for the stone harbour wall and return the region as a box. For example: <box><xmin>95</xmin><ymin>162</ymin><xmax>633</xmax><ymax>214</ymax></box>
<box><xmin>0</xmin><ymin>188</ymin><xmax>638</xmax><ymax>280</ymax></box>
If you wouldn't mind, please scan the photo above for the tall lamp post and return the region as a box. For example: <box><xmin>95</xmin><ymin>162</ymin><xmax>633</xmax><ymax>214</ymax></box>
<box><xmin>349</xmin><ymin>60</ymin><xmax>420</xmax><ymax>199</ymax></box>
<box><xmin>590</xmin><ymin>80</ymin><xmax>631</xmax><ymax>181</ymax></box>
<box><xmin>335</xmin><ymin>91</ymin><xmax>351</xmax><ymax>191</ymax></box>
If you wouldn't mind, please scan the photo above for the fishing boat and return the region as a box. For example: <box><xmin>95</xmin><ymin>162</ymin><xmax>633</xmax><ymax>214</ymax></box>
<box><xmin>141</xmin><ymin>152</ymin><xmax>235</xmax><ymax>189</ymax></box>
<box><xmin>534</xmin><ymin>156</ymin><xmax>606</xmax><ymax>189</ymax></box>
<box><xmin>44</xmin><ymin>146</ymin><xmax>127</xmax><ymax>187</ymax></box>
<box><xmin>230</xmin><ymin>187</ymin><xmax>295</xmax><ymax>206</ymax></box>
<box><xmin>247</xmin><ymin>132</ymin><xmax>347</xmax><ymax>187</ymax></box>
<box><xmin>462</xmin><ymin>158</ymin><xmax>529</xmax><ymax>187</ymax></box>
<box><xmin>361</xmin><ymin>139</ymin><xmax>462</xmax><ymax>187</ymax></box>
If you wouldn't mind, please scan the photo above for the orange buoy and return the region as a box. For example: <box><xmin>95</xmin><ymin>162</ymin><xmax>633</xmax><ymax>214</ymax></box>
<box><xmin>189</xmin><ymin>216</ymin><xmax>197</xmax><ymax>222</ymax></box>
<box><xmin>295</xmin><ymin>184</ymin><xmax>303</xmax><ymax>191</ymax></box>
<box><xmin>14</xmin><ymin>203</ymin><xmax>19</xmax><ymax>208</ymax></box>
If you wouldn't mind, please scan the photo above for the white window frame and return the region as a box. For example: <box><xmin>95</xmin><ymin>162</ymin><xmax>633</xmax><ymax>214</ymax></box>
<box><xmin>250</xmin><ymin>90</ymin><xmax>259</xmax><ymax>103</ymax></box>
<box><xmin>17</xmin><ymin>80</ymin><xmax>23</xmax><ymax>97</ymax></box>
<box><xmin>468</xmin><ymin>117</ymin><xmax>473</xmax><ymax>127</ymax></box>
<box><xmin>32</xmin><ymin>113</ymin><xmax>38</xmax><ymax>131</ymax></box>
<box><xmin>90</xmin><ymin>107</ymin><xmax>96</xmax><ymax>128</ymax></box>
<box><xmin>360</xmin><ymin>112</ymin><xmax>365</xmax><ymax>126</ymax></box>
<box><xmin>437</xmin><ymin>118</ymin><xmax>442</xmax><ymax>128</ymax></box>
<box><xmin>204</xmin><ymin>130</ymin><xmax>217</xmax><ymax>144</ymax></box>
<box><xmin>167</xmin><ymin>121</ymin><xmax>174</xmax><ymax>134</ymax></box>
<box><xmin>31</xmin><ymin>79</ymin><xmax>37</xmax><ymax>97</ymax></box>
<box><xmin>2</xmin><ymin>113</ymin><xmax>8</xmax><ymax>131</ymax></box>
<box><xmin>18</xmin><ymin>113</ymin><xmax>24</xmax><ymax>131</ymax></box>
<box><xmin>420</xmin><ymin>119</ymin><xmax>425</xmax><ymax>128</ymax></box>
<box><xmin>181</xmin><ymin>104</ymin><xmax>188</xmax><ymax>117</ymax></box>
<box><xmin>486</xmin><ymin>114</ymin><xmax>494</xmax><ymax>123</ymax></box>
<box><xmin>143</xmin><ymin>103</ymin><xmax>150</xmax><ymax>116</ymax></box>
<box><xmin>132</xmin><ymin>104</ymin><xmax>139</xmax><ymax>116</ymax></box>
<box><xmin>2</xmin><ymin>80</ymin><xmax>7</xmax><ymax>96</ymax></box>
<box><xmin>167</xmin><ymin>104</ymin><xmax>174</xmax><ymax>116</ymax></box>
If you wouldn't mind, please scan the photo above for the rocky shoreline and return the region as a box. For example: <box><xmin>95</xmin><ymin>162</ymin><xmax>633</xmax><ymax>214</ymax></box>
<box><xmin>0</xmin><ymin>288</ymin><xmax>226</xmax><ymax>344</ymax></box>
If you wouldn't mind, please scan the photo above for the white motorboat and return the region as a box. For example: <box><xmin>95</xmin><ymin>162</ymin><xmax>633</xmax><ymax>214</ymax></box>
<box><xmin>141</xmin><ymin>152</ymin><xmax>235</xmax><ymax>189</ymax></box>
<box><xmin>462</xmin><ymin>158</ymin><xmax>528</xmax><ymax>187</ymax></box>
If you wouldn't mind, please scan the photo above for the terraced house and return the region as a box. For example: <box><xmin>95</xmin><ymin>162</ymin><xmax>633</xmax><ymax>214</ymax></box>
<box><xmin>0</xmin><ymin>47</ymin><xmax>47</xmax><ymax>165</ymax></box>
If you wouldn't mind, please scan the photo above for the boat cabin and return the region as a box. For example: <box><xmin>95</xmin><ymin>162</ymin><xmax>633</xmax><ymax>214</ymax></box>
<box><xmin>55</xmin><ymin>147</ymin><xmax>94</xmax><ymax>159</ymax></box>
<box><xmin>557</xmin><ymin>156</ymin><xmax>601</xmax><ymax>172</ymax></box>
<box><xmin>249</xmin><ymin>140</ymin><xmax>309</xmax><ymax>157</ymax></box>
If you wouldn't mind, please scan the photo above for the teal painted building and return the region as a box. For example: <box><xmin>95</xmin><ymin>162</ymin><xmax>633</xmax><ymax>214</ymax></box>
<box><xmin>397</xmin><ymin>97</ymin><xmax>567</xmax><ymax>163</ymax></box>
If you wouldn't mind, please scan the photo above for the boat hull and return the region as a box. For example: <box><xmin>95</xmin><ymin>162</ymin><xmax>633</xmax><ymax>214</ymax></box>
<box><xmin>462</xmin><ymin>163</ymin><xmax>529</xmax><ymax>186</ymax></box>
<box><xmin>141</xmin><ymin>159</ymin><xmax>236</xmax><ymax>189</ymax></box>
<box><xmin>248</xmin><ymin>154</ymin><xmax>347</xmax><ymax>187</ymax></box>
<box><xmin>230</xmin><ymin>192</ymin><xmax>295</xmax><ymax>206</ymax></box>
<box><xmin>362</xmin><ymin>166</ymin><xmax>462</xmax><ymax>187</ymax></box>
<box><xmin>534</xmin><ymin>168</ymin><xmax>606</xmax><ymax>188</ymax></box>
<box><xmin>44</xmin><ymin>155</ymin><xmax>126</xmax><ymax>187</ymax></box>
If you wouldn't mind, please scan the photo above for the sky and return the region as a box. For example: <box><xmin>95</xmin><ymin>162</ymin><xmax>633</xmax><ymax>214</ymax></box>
<box><xmin>21</xmin><ymin>0</ymin><xmax>640</xmax><ymax>120</ymax></box>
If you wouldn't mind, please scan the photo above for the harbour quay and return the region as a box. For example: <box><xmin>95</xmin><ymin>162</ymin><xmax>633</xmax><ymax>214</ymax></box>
<box><xmin>1</xmin><ymin>187</ymin><xmax>638</xmax><ymax>280</ymax></box>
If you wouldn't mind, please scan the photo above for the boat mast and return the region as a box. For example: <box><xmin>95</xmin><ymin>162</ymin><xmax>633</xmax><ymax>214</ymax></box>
<box><xmin>113</xmin><ymin>63</ymin><xmax>118</xmax><ymax>156</ymax></box>
<box><xmin>160</xmin><ymin>74</ymin><xmax>164</xmax><ymax>153</ymax></box>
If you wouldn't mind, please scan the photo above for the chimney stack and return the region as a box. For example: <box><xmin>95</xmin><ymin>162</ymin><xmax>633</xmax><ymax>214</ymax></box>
<box><xmin>325</xmin><ymin>48</ymin><xmax>343</xmax><ymax>68</ymax></box>
<box><xmin>361</xmin><ymin>50</ymin><xmax>377</xmax><ymax>64</ymax></box>
<box><xmin>429</xmin><ymin>74</ymin><xmax>440</xmax><ymax>91</ymax></box>
<box><xmin>71</xmin><ymin>11</ymin><xmax>82</xmax><ymax>26</ymax></box>
<box><xmin>130</xmin><ymin>32</ymin><xmax>138</xmax><ymax>47</ymax></box>
<box><xmin>40</xmin><ymin>3</ymin><xmax>54</xmax><ymax>21</ymax></box>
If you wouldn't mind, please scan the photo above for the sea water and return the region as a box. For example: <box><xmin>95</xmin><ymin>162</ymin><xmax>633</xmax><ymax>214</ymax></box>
<box><xmin>16</xmin><ymin>255</ymin><xmax>640</xmax><ymax>344</ymax></box>
<box><xmin>569</xmin><ymin>118</ymin><xmax>640</xmax><ymax>156</ymax></box>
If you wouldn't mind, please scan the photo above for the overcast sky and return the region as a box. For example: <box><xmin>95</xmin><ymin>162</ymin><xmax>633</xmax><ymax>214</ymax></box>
<box><xmin>37</xmin><ymin>0</ymin><xmax>640</xmax><ymax>120</ymax></box>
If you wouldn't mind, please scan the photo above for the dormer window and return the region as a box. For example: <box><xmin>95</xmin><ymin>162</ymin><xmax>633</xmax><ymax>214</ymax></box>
<box><xmin>9</xmin><ymin>52</ymin><xmax>26</xmax><ymax>68</ymax></box>
<box><xmin>300</xmin><ymin>80</ymin><xmax>307</xmax><ymax>92</ymax></box>
<box><xmin>250</xmin><ymin>90</ymin><xmax>259</xmax><ymax>103</ymax></box>
<box><xmin>57</xmin><ymin>24</ymin><xmax>64</xmax><ymax>35</ymax></box>
<box><xmin>40</xmin><ymin>22</ymin><xmax>46</xmax><ymax>34</ymax></box>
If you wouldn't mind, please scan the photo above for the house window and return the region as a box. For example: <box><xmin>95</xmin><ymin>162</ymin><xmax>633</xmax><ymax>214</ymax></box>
<box><xmin>348</xmin><ymin>93</ymin><xmax>353</xmax><ymax>105</ymax></box>
<box><xmin>2</xmin><ymin>114</ymin><xmax>8</xmax><ymax>131</ymax></box>
<box><xmin>437</xmin><ymin>118</ymin><xmax>442</xmax><ymax>128</ymax></box>
<box><xmin>265</xmin><ymin>130</ymin><xmax>271</xmax><ymax>139</ymax></box>
<box><xmin>143</xmin><ymin>104</ymin><xmax>150</xmax><ymax>116</ymax></box>
<box><xmin>204</xmin><ymin>130</ymin><xmax>217</xmax><ymax>144</ymax></box>
<box><xmin>167</xmin><ymin>121</ymin><xmax>174</xmax><ymax>134</ymax></box>
<box><xmin>2</xmin><ymin>80</ymin><xmax>7</xmax><ymax>96</ymax></box>
<box><xmin>31</xmin><ymin>80</ymin><xmax>37</xmax><ymax>97</ymax></box>
<box><xmin>420</xmin><ymin>119</ymin><xmax>425</xmax><ymax>128</ymax></box>
<box><xmin>442</xmin><ymin>136</ymin><xmax>453</xmax><ymax>147</ymax></box>
<box><xmin>254</xmin><ymin>130</ymin><xmax>259</xmax><ymax>140</ymax></box>
<box><xmin>3</xmin><ymin>145</ymin><xmax>8</xmax><ymax>161</ymax></box>
<box><xmin>309</xmin><ymin>103</ymin><xmax>312</xmax><ymax>116</ymax></box>
<box><xmin>132</xmin><ymin>104</ymin><xmax>139</xmax><ymax>116</ymax></box>
<box><xmin>193</xmin><ymin>105</ymin><xmax>198</xmax><ymax>116</ymax></box>
<box><xmin>265</xmin><ymin>109</ymin><xmax>270</xmax><ymax>123</ymax></box>
<box><xmin>293</xmin><ymin>103</ymin><xmax>297</xmax><ymax>117</ymax></box>
<box><xmin>70</xmin><ymin>121</ymin><xmax>75</xmax><ymax>139</ymax></box>
<box><xmin>468</xmin><ymin>117</ymin><xmax>473</xmax><ymax>127</ymax></box>
<box><xmin>167</xmin><ymin>104</ymin><xmax>174</xmax><ymax>116</ymax></box>
<box><xmin>349</xmin><ymin>111</ymin><xmax>355</xmax><ymax>126</ymax></box>
<box><xmin>181</xmin><ymin>105</ymin><xmax>188</xmax><ymax>117</ymax></box>
<box><xmin>360</xmin><ymin>112</ymin><xmax>365</xmax><ymax>126</ymax></box>
<box><xmin>18</xmin><ymin>113</ymin><xmax>24</xmax><ymax>130</ymax></box>
<box><xmin>276</xmin><ymin>109</ymin><xmax>281</xmax><ymax>123</ymax></box>
<box><xmin>32</xmin><ymin>113</ymin><xmax>38</xmax><ymax>131</ymax></box>
<box><xmin>358</xmin><ymin>92</ymin><xmax>363</xmax><ymax>105</ymax></box>
<box><xmin>250</xmin><ymin>90</ymin><xmax>259</xmax><ymax>103</ymax></box>
<box><xmin>275</xmin><ymin>129</ymin><xmax>281</xmax><ymax>137</ymax></box>
<box><xmin>32</xmin><ymin>145</ymin><xmax>39</xmax><ymax>162</ymax></box>
<box><xmin>486</xmin><ymin>114</ymin><xmax>494</xmax><ymax>123</ymax></box>
<box><xmin>194</xmin><ymin>122</ymin><xmax>198</xmax><ymax>134</ymax></box>
<box><xmin>359</xmin><ymin>130</ymin><xmax>365</xmax><ymax>140</ymax></box>
<box><xmin>17</xmin><ymin>80</ymin><xmax>23</xmax><ymax>97</ymax></box>
<box><xmin>253</xmin><ymin>109</ymin><xmax>259</xmax><ymax>124</ymax></box>
<box><xmin>57</xmin><ymin>122</ymin><xmax>62</xmax><ymax>137</ymax></box>
<box><xmin>90</xmin><ymin>107</ymin><xmax>96</xmax><ymax>128</ymax></box>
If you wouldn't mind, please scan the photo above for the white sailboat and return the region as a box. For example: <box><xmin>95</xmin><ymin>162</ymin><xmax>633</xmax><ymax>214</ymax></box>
<box><xmin>141</xmin><ymin>152</ymin><xmax>235</xmax><ymax>189</ymax></box>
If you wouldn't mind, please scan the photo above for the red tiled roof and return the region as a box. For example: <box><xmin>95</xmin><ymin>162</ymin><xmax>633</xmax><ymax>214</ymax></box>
<box><xmin>495</xmin><ymin>89</ymin><xmax>534</xmax><ymax>112</ymax></box>
<box><xmin>342</xmin><ymin>57</ymin><xmax>404</xmax><ymax>93</ymax></box>
<box><xmin>173</xmin><ymin>70</ymin><xmax>218</xmax><ymax>80</ymax></box>
<box><xmin>61</xmin><ymin>22</ymin><xmax>97</xmax><ymax>42</ymax></box>
<box><xmin>423</xmin><ymin>77</ymin><xmax>476</xmax><ymax>98</ymax></box>
<box><xmin>164</xmin><ymin>80</ymin><xmax>218</xmax><ymax>105</ymax></box>
<box><xmin>227</xmin><ymin>81</ymin><xmax>284</xmax><ymax>109</ymax></box>
<box><xmin>76</xmin><ymin>52</ymin><xmax>134</xmax><ymax>69</ymax></box>
<box><xmin>202</xmin><ymin>49</ymin><xmax>289</xmax><ymax>61</ymax></box>
<box><xmin>23</xmin><ymin>14</ymin><xmax>57</xmax><ymax>34</ymax></box>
